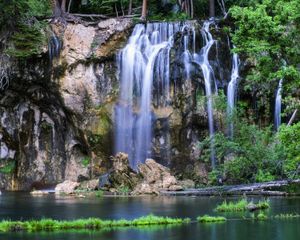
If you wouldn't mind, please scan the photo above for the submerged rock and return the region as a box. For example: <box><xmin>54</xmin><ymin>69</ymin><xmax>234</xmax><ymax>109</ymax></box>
<box><xmin>55</xmin><ymin>180</ymin><xmax>80</xmax><ymax>195</ymax></box>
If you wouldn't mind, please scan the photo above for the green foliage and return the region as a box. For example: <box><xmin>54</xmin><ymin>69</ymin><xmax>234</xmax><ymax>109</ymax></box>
<box><xmin>229</xmin><ymin>0</ymin><xmax>300</xmax><ymax>116</ymax></box>
<box><xmin>82</xmin><ymin>157</ymin><xmax>91</xmax><ymax>167</ymax></box>
<box><xmin>1</xmin><ymin>0</ymin><xmax>50</xmax><ymax>58</ymax></box>
<box><xmin>117</xmin><ymin>186</ymin><xmax>130</xmax><ymax>194</ymax></box>
<box><xmin>197</xmin><ymin>215</ymin><xmax>226</xmax><ymax>223</ymax></box>
<box><xmin>0</xmin><ymin>215</ymin><xmax>190</xmax><ymax>232</ymax></box>
<box><xmin>278</xmin><ymin>123</ymin><xmax>300</xmax><ymax>179</ymax></box>
<box><xmin>0</xmin><ymin>161</ymin><xmax>15</xmax><ymax>174</ymax></box>
<box><xmin>255</xmin><ymin>170</ymin><xmax>275</xmax><ymax>182</ymax></box>
<box><xmin>95</xmin><ymin>190</ymin><xmax>104</xmax><ymax>198</ymax></box>
<box><xmin>199</xmin><ymin>119</ymin><xmax>283</xmax><ymax>183</ymax></box>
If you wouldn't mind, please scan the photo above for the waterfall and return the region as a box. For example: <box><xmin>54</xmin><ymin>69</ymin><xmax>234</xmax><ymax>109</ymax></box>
<box><xmin>194</xmin><ymin>21</ymin><xmax>217</xmax><ymax>168</ymax></box>
<box><xmin>217</xmin><ymin>0</ymin><xmax>227</xmax><ymax>16</ymax></box>
<box><xmin>115</xmin><ymin>23</ymin><xmax>180</xmax><ymax>169</ymax></box>
<box><xmin>227</xmin><ymin>51</ymin><xmax>240</xmax><ymax>138</ymax></box>
<box><xmin>49</xmin><ymin>34</ymin><xmax>61</xmax><ymax>61</ymax></box>
<box><xmin>274</xmin><ymin>79</ymin><xmax>283</xmax><ymax>131</ymax></box>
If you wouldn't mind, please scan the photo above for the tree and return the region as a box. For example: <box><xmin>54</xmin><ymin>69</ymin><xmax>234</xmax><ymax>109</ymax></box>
<box><xmin>141</xmin><ymin>0</ymin><xmax>147</xmax><ymax>20</ymax></box>
<box><xmin>52</xmin><ymin>0</ymin><xmax>69</xmax><ymax>18</ymax></box>
<box><xmin>209</xmin><ymin>0</ymin><xmax>215</xmax><ymax>18</ymax></box>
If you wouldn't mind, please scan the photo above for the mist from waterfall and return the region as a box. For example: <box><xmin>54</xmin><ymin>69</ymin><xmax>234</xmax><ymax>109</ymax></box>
<box><xmin>227</xmin><ymin>51</ymin><xmax>240</xmax><ymax>138</ymax></box>
<box><xmin>275</xmin><ymin>79</ymin><xmax>283</xmax><ymax>131</ymax></box>
<box><xmin>194</xmin><ymin>21</ymin><xmax>217</xmax><ymax>168</ymax></box>
<box><xmin>115</xmin><ymin>23</ymin><xmax>180</xmax><ymax>169</ymax></box>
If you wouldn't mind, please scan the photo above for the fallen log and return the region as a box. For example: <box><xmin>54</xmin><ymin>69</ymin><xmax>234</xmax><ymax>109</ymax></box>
<box><xmin>160</xmin><ymin>179</ymin><xmax>300</xmax><ymax>196</ymax></box>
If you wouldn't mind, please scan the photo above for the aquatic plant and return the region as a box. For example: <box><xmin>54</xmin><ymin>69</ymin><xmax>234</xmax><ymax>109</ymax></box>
<box><xmin>197</xmin><ymin>215</ymin><xmax>227</xmax><ymax>223</ymax></box>
<box><xmin>215</xmin><ymin>199</ymin><xmax>248</xmax><ymax>212</ymax></box>
<box><xmin>256</xmin><ymin>212</ymin><xmax>268</xmax><ymax>220</ymax></box>
<box><xmin>274</xmin><ymin>213</ymin><xmax>300</xmax><ymax>219</ymax></box>
<box><xmin>0</xmin><ymin>215</ymin><xmax>190</xmax><ymax>232</ymax></box>
<box><xmin>215</xmin><ymin>199</ymin><xmax>270</xmax><ymax>212</ymax></box>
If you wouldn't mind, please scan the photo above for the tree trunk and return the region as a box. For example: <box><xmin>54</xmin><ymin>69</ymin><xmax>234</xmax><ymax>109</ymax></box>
<box><xmin>53</xmin><ymin>0</ymin><xmax>63</xmax><ymax>17</ymax></box>
<box><xmin>288</xmin><ymin>109</ymin><xmax>298</xmax><ymax>126</ymax></box>
<box><xmin>209</xmin><ymin>0</ymin><xmax>215</xmax><ymax>18</ymax></box>
<box><xmin>67</xmin><ymin>0</ymin><xmax>73</xmax><ymax>13</ymax></box>
<box><xmin>61</xmin><ymin>0</ymin><xmax>67</xmax><ymax>13</ymax></box>
<box><xmin>128</xmin><ymin>0</ymin><xmax>133</xmax><ymax>15</ymax></box>
<box><xmin>141</xmin><ymin>0</ymin><xmax>147</xmax><ymax>20</ymax></box>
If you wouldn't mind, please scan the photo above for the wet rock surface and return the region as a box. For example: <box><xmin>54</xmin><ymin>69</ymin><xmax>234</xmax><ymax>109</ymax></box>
<box><xmin>0</xmin><ymin>18</ymin><xmax>231</xmax><ymax>190</ymax></box>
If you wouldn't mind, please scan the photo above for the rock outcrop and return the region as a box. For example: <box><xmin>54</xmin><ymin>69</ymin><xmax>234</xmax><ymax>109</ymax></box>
<box><xmin>108</xmin><ymin>153</ymin><xmax>139</xmax><ymax>191</ymax></box>
<box><xmin>0</xmin><ymin>17</ymin><xmax>231</xmax><ymax>190</ymax></box>
<box><xmin>132</xmin><ymin>159</ymin><xmax>183</xmax><ymax>195</ymax></box>
<box><xmin>55</xmin><ymin>180</ymin><xmax>80</xmax><ymax>194</ymax></box>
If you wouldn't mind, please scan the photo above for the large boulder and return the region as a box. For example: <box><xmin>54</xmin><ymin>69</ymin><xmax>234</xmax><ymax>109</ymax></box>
<box><xmin>132</xmin><ymin>159</ymin><xmax>183</xmax><ymax>195</ymax></box>
<box><xmin>108</xmin><ymin>153</ymin><xmax>139</xmax><ymax>190</ymax></box>
<box><xmin>55</xmin><ymin>180</ymin><xmax>80</xmax><ymax>194</ymax></box>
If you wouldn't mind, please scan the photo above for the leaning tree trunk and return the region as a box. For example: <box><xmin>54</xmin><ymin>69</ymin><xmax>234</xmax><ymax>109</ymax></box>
<box><xmin>141</xmin><ymin>0</ymin><xmax>147</xmax><ymax>20</ymax></box>
<box><xmin>209</xmin><ymin>0</ymin><xmax>215</xmax><ymax>18</ymax></box>
<box><xmin>128</xmin><ymin>0</ymin><xmax>133</xmax><ymax>15</ymax></box>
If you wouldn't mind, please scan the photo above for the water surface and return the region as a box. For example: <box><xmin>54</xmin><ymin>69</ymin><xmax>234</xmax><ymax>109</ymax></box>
<box><xmin>0</xmin><ymin>193</ymin><xmax>299</xmax><ymax>240</ymax></box>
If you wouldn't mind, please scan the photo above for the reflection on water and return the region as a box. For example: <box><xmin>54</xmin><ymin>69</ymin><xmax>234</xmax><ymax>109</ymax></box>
<box><xmin>0</xmin><ymin>193</ymin><xmax>299</xmax><ymax>240</ymax></box>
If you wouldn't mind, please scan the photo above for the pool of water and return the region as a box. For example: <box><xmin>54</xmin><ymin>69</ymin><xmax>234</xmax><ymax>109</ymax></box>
<box><xmin>0</xmin><ymin>193</ymin><xmax>299</xmax><ymax>240</ymax></box>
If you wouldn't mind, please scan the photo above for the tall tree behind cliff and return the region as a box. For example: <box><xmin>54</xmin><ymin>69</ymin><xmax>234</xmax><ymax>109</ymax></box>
<box><xmin>141</xmin><ymin>0</ymin><xmax>147</xmax><ymax>20</ymax></box>
<box><xmin>209</xmin><ymin>0</ymin><xmax>215</xmax><ymax>18</ymax></box>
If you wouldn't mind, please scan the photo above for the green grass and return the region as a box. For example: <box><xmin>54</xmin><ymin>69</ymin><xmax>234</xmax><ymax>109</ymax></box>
<box><xmin>197</xmin><ymin>215</ymin><xmax>227</xmax><ymax>223</ymax></box>
<box><xmin>0</xmin><ymin>215</ymin><xmax>190</xmax><ymax>232</ymax></box>
<box><xmin>215</xmin><ymin>199</ymin><xmax>270</xmax><ymax>212</ymax></box>
<box><xmin>256</xmin><ymin>200</ymin><xmax>270</xmax><ymax>209</ymax></box>
<box><xmin>215</xmin><ymin>199</ymin><xmax>248</xmax><ymax>212</ymax></box>
<box><xmin>274</xmin><ymin>213</ymin><xmax>300</xmax><ymax>219</ymax></box>
<box><xmin>256</xmin><ymin>212</ymin><xmax>268</xmax><ymax>220</ymax></box>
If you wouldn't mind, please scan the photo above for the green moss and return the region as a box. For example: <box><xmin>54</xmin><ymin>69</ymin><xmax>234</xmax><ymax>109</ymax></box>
<box><xmin>82</xmin><ymin>157</ymin><xmax>91</xmax><ymax>167</ymax></box>
<box><xmin>197</xmin><ymin>215</ymin><xmax>226</xmax><ymax>223</ymax></box>
<box><xmin>0</xmin><ymin>215</ymin><xmax>190</xmax><ymax>232</ymax></box>
<box><xmin>0</xmin><ymin>161</ymin><xmax>15</xmax><ymax>174</ymax></box>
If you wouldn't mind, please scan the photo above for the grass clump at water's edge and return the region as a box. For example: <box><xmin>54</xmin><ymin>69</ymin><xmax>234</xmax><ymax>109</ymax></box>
<box><xmin>274</xmin><ymin>213</ymin><xmax>300</xmax><ymax>219</ymax></box>
<box><xmin>215</xmin><ymin>199</ymin><xmax>270</xmax><ymax>212</ymax></box>
<box><xmin>0</xmin><ymin>215</ymin><xmax>190</xmax><ymax>233</ymax></box>
<box><xmin>197</xmin><ymin>215</ymin><xmax>226</xmax><ymax>223</ymax></box>
<box><xmin>215</xmin><ymin>199</ymin><xmax>248</xmax><ymax>212</ymax></box>
<box><xmin>256</xmin><ymin>212</ymin><xmax>268</xmax><ymax>220</ymax></box>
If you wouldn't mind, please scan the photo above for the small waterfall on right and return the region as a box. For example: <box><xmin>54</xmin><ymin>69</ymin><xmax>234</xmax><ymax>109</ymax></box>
<box><xmin>227</xmin><ymin>51</ymin><xmax>240</xmax><ymax>138</ymax></box>
<box><xmin>274</xmin><ymin>79</ymin><xmax>283</xmax><ymax>131</ymax></box>
<box><xmin>194</xmin><ymin>20</ymin><xmax>217</xmax><ymax>168</ymax></box>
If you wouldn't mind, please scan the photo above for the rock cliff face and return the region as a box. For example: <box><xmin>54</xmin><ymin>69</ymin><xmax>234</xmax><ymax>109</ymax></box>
<box><xmin>0</xmin><ymin>18</ymin><xmax>231</xmax><ymax>190</ymax></box>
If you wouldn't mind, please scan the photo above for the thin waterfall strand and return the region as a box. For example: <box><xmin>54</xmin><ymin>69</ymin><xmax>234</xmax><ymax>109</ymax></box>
<box><xmin>227</xmin><ymin>52</ymin><xmax>240</xmax><ymax>138</ymax></box>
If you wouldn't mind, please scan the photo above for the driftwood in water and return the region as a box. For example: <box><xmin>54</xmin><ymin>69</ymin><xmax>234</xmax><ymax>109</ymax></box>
<box><xmin>160</xmin><ymin>179</ymin><xmax>300</xmax><ymax>196</ymax></box>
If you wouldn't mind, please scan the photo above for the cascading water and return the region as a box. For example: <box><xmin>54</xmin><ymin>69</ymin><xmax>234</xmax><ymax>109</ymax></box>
<box><xmin>49</xmin><ymin>34</ymin><xmax>62</xmax><ymax>61</ymax></box>
<box><xmin>227</xmin><ymin>51</ymin><xmax>240</xmax><ymax>138</ymax></box>
<box><xmin>115</xmin><ymin>23</ymin><xmax>180</xmax><ymax>169</ymax></box>
<box><xmin>194</xmin><ymin>21</ymin><xmax>217</xmax><ymax>168</ymax></box>
<box><xmin>274</xmin><ymin>79</ymin><xmax>283</xmax><ymax>131</ymax></box>
<box><xmin>217</xmin><ymin>0</ymin><xmax>227</xmax><ymax>16</ymax></box>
